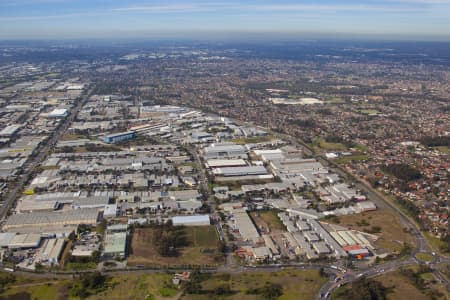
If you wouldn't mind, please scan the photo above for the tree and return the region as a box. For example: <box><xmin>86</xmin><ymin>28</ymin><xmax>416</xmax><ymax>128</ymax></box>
<box><xmin>344</xmin><ymin>278</ymin><xmax>389</xmax><ymax>300</ymax></box>
<box><xmin>261</xmin><ymin>283</ymin><xmax>283</xmax><ymax>300</ymax></box>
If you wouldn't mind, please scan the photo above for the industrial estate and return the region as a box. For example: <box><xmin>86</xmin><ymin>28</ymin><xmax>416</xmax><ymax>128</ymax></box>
<box><xmin>0</xmin><ymin>42</ymin><xmax>448</xmax><ymax>300</ymax></box>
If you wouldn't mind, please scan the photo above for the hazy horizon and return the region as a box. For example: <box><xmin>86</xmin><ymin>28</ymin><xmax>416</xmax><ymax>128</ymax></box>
<box><xmin>1</xmin><ymin>0</ymin><xmax>450</xmax><ymax>41</ymax></box>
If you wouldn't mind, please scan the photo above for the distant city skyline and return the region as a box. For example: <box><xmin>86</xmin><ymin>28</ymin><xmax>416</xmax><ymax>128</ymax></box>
<box><xmin>1</xmin><ymin>0</ymin><xmax>450</xmax><ymax>41</ymax></box>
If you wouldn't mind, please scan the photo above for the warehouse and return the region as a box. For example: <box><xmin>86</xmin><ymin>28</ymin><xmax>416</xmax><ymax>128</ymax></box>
<box><xmin>252</xmin><ymin>246</ymin><xmax>271</xmax><ymax>261</ymax></box>
<box><xmin>205</xmin><ymin>159</ymin><xmax>247</xmax><ymax>168</ymax></box>
<box><xmin>262</xmin><ymin>234</ymin><xmax>279</xmax><ymax>256</ymax></box>
<box><xmin>35</xmin><ymin>238</ymin><xmax>66</xmax><ymax>266</ymax></box>
<box><xmin>0</xmin><ymin>232</ymin><xmax>16</xmax><ymax>248</ymax></box>
<box><xmin>172</xmin><ymin>215</ymin><xmax>210</xmax><ymax>226</ymax></box>
<box><xmin>203</xmin><ymin>143</ymin><xmax>247</xmax><ymax>159</ymax></box>
<box><xmin>0</xmin><ymin>124</ymin><xmax>21</xmax><ymax>137</ymax></box>
<box><xmin>212</xmin><ymin>166</ymin><xmax>268</xmax><ymax>177</ymax></box>
<box><xmin>232</xmin><ymin>208</ymin><xmax>260</xmax><ymax>244</ymax></box>
<box><xmin>103</xmin><ymin>131</ymin><xmax>136</xmax><ymax>143</ymax></box>
<box><xmin>48</xmin><ymin>108</ymin><xmax>68</xmax><ymax>118</ymax></box>
<box><xmin>103</xmin><ymin>232</ymin><xmax>127</xmax><ymax>259</ymax></box>
<box><xmin>15</xmin><ymin>199</ymin><xmax>59</xmax><ymax>213</ymax></box>
<box><xmin>7</xmin><ymin>233</ymin><xmax>42</xmax><ymax>249</ymax></box>
<box><xmin>3</xmin><ymin>208</ymin><xmax>100</xmax><ymax>229</ymax></box>
<box><xmin>356</xmin><ymin>201</ymin><xmax>377</xmax><ymax>212</ymax></box>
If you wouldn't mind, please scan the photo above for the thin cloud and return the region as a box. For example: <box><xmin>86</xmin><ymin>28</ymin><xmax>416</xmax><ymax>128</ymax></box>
<box><xmin>112</xmin><ymin>2</ymin><xmax>425</xmax><ymax>14</ymax></box>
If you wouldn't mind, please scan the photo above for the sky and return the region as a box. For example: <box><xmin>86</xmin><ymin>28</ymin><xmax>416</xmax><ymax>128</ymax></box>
<box><xmin>1</xmin><ymin>0</ymin><xmax>450</xmax><ymax>41</ymax></box>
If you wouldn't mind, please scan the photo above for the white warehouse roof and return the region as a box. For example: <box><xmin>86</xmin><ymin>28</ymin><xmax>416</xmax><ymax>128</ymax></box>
<box><xmin>172</xmin><ymin>215</ymin><xmax>210</xmax><ymax>226</ymax></box>
<box><xmin>48</xmin><ymin>108</ymin><xmax>68</xmax><ymax>117</ymax></box>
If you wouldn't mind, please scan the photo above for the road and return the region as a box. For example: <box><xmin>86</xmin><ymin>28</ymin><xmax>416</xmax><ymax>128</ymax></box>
<box><xmin>0</xmin><ymin>88</ymin><xmax>92</xmax><ymax>221</ymax></box>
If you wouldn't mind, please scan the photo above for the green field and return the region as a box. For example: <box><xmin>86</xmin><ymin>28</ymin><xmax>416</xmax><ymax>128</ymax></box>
<box><xmin>128</xmin><ymin>226</ymin><xmax>222</xmax><ymax>266</ymax></box>
<box><xmin>424</xmin><ymin>232</ymin><xmax>450</xmax><ymax>258</ymax></box>
<box><xmin>326</xmin><ymin>97</ymin><xmax>346</xmax><ymax>104</ymax></box>
<box><xmin>333</xmin><ymin>267</ymin><xmax>448</xmax><ymax>300</ymax></box>
<box><xmin>250</xmin><ymin>210</ymin><xmax>286</xmax><ymax>231</ymax></box>
<box><xmin>182</xmin><ymin>269</ymin><xmax>327</xmax><ymax>300</ymax></box>
<box><xmin>89</xmin><ymin>273</ymin><xmax>179</xmax><ymax>300</ymax></box>
<box><xmin>334</xmin><ymin>155</ymin><xmax>369</xmax><ymax>164</ymax></box>
<box><xmin>416</xmin><ymin>252</ymin><xmax>434</xmax><ymax>262</ymax></box>
<box><xmin>0</xmin><ymin>270</ymin><xmax>328</xmax><ymax>300</ymax></box>
<box><xmin>358</xmin><ymin>109</ymin><xmax>380</xmax><ymax>115</ymax></box>
<box><xmin>59</xmin><ymin>134</ymin><xmax>88</xmax><ymax>141</ymax></box>
<box><xmin>434</xmin><ymin>146</ymin><xmax>450</xmax><ymax>155</ymax></box>
<box><xmin>0</xmin><ymin>273</ymin><xmax>179</xmax><ymax>300</ymax></box>
<box><xmin>313</xmin><ymin>138</ymin><xmax>348</xmax><ymax>151</ymax></box>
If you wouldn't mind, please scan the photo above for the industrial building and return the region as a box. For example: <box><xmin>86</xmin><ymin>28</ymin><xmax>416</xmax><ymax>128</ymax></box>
<box><xmin>103</xmin><ymin>232</ymin><xmax>127</xmax><ymax>259</ymax></box>
<box><xmin>3</xmin><ymin>208</ymin><xmax>100</xmax><ymax>229</ymax></box>
<box><xmin>103</xmin><ymin>225</ymin><xmax>128</xmax><ymax>259</ymax></box>
<box><xmin>205</xmin><ymin>159</ymin><xmax>247</xmax><ymax>168</ymax></box>
<box><xmin>7</xmin><ymin>233</ymin><xmax>42</xmax><ymax>249</ymax></box>
<box><xmin>48</xmin><ymin>108</ymin><xmax>68</xmax><ymax>118</ymax></box>
<box><xmin>172</xmin><ymin>215</ymin><xmax>210</xmax><ymax>226</ymax></box>
<box><xmin>232</xmin><ymin>208</ymin><xmax>261</xmax><ymax>244</ymax></box>
<box><xmin>103</xmin><ymin>131</ymin><xmax>137</xmax><ymax>144</ymax></box>
<box><xmin>203</xmin><ymin>143</ymin><xmax>247</xmax><ymax>159</ymax></box>
<box><xmin>277</xmin><ymin>212</ymin><xmax>347</xmax><ymax>259</ymax></box>
<box><xmin>35</xmin><ymin>238</ymin><xmax>66</xmax><ymax>266</ymax></box>
<box><xmin>0</xmin><ymin>124</ymin><xmax>21</xmax><ymax>137</ymax></box>
<box><xmin>212</xmin><ymin>166</ymin><xmax>268</xmax><ymax>177</ymax></box>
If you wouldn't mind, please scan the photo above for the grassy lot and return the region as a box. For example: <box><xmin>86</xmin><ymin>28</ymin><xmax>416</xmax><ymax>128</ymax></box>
<box><xmin>182</xmin><ymin>269</ymin><xmax>327</xmax><ymax>300</ymax></box>
<box><xmin>326</xmin><ymin>97</ymin><xmax>346</xmax><ymax>104</ymax></box>
<box><xmin>354</xmin><ymin>144</ymin><xmax>369</xmax><ymax>152</ymax></box>
<box><xmin>231</xmin><ymin>136</ymin><xmax>274</xmax><ymax>145</ymax></box>
<box><xmin>59</xmin><ymin>134</ymin><xmax>87</xmax><ymax>141</ymax></box>
<box><xmin>333</xmin><ymin>267</ymin><xmax>448</xmax><ymax>300</ymax></box>
<box><xmin>424</xmin><ymin>232</ymin><xmax>450</xmax><ymax>258</ymax></box>
<box><xmin>313</xmin><ymin>138</ymin><xmax>348</xmax><ymax>151</ymax></box>
<box><xmin>128</xmin><ymin>226</ymin><xmax>221</xmax><ymax>266</ymax></box>
<box><xmin>434</xmin><ymin>146</ymin><xmax>450</xmax><ymax>154</ymax></box>
<box><xmin>250</xmin><ymin>210</ymin><xmax>286</xmax><ymax>231</ymax></box>
<box><xmin>416</xmin><ymin>252</ymin><xmax>434</xmax><ymax>262</ymax></box>
<box><xmin>1</xmin><ymin>282</ymin><xmax>64</xmax><ymax>300</ymax></box>
<box><xmin>0</xmin><ymin>273</ymin><xmax>178</xmax><ymax>300</ymax></box>
<box><xmin>375</xmin><ymin>268</ymin><xmax>447</xmax><ymax>300</ymax></box>
<box><xmin>358</xmin><ymin>109</ymin><xmax>380</xmax><ymax>115</ymax></box>
<box><xmin>89</xmin><ymin>273</ymin><xmax>179</xmax><ymax>300</ymax></box>
<box><xmin>334</xmin><ymin>155</ymin><xmax>369</xmax><ymax>164</ymax></box>
<box><xmin>0</xmin><ymin>272</ymin><xmax>71</xmax><ymax>300</ymax></box>
<box><xmin>326</xmin><ymin>209</ymin><xmax>416</xmax><ymax>252</ymax></box>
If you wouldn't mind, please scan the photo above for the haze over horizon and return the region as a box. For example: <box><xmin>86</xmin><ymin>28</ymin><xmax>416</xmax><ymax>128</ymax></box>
<box><xmin>1</xmin><ymin>0</ymin><xmax>450</xmax><ymax>41</ymax></box>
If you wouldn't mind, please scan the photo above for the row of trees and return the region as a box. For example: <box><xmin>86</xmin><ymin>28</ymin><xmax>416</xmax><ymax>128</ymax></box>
<box><xmin>70</xmin><ymin>272</ymin><xmax>108</xmax><ymax>299</ymax></box>
<box><xmin>341</xmin><ymin>278</ymin><xmax>390</xmax><ymax>300</ymax></box>
<box><xmin>420</xmin><ymin>136</ymin><xmax>450</xmax><ymax>147</ymax></box>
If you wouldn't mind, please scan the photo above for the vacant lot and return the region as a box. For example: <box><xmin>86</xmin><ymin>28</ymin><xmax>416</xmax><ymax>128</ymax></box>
<box><xmin>0</xmin><ymin>273</ymin><xmax>178</xmax><ymax>300</ymax></box>
<box><xmin>182</xmin><ymin>269</ymin><xmax>327</xmax><ymax>300</ymax></box>
<box><xmin>333</xmin><ymin>267</ymin><xmax>448</xmax><ymax>300</ymax></box>
<box><xmin>128</xmin><ymin>226</ymin><xmax>221</xmax><ymax>266</ymax></box>
<box><xmin>89</xmin><ymin>273</ymin><xmax>179</xmax><ymax>300</ymax></box>
<box><xmin>334</xmin><ymin>155</ymin><xmax>368</xmax><ymax>164</ymax></box>
<box><xmin>250</xmin><ymin>210</ymin><xmax>286</xmax><ymax>232</ymax></box>
<box><xmin>326</xmin><ymin>209</ymin><xmax>416</xmax><ymax>253</ymax></box>
<box><xmin>0</xmin><ymin>273</ymin><xmax>71</xmax><ymax>300</ymax></box>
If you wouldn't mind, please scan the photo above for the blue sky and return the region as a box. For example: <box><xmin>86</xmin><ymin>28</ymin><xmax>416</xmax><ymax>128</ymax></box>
<box><xmin>1</xmin><ymin>0</ymin><xmax>450</xmax><ymax>40</ymax></box>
